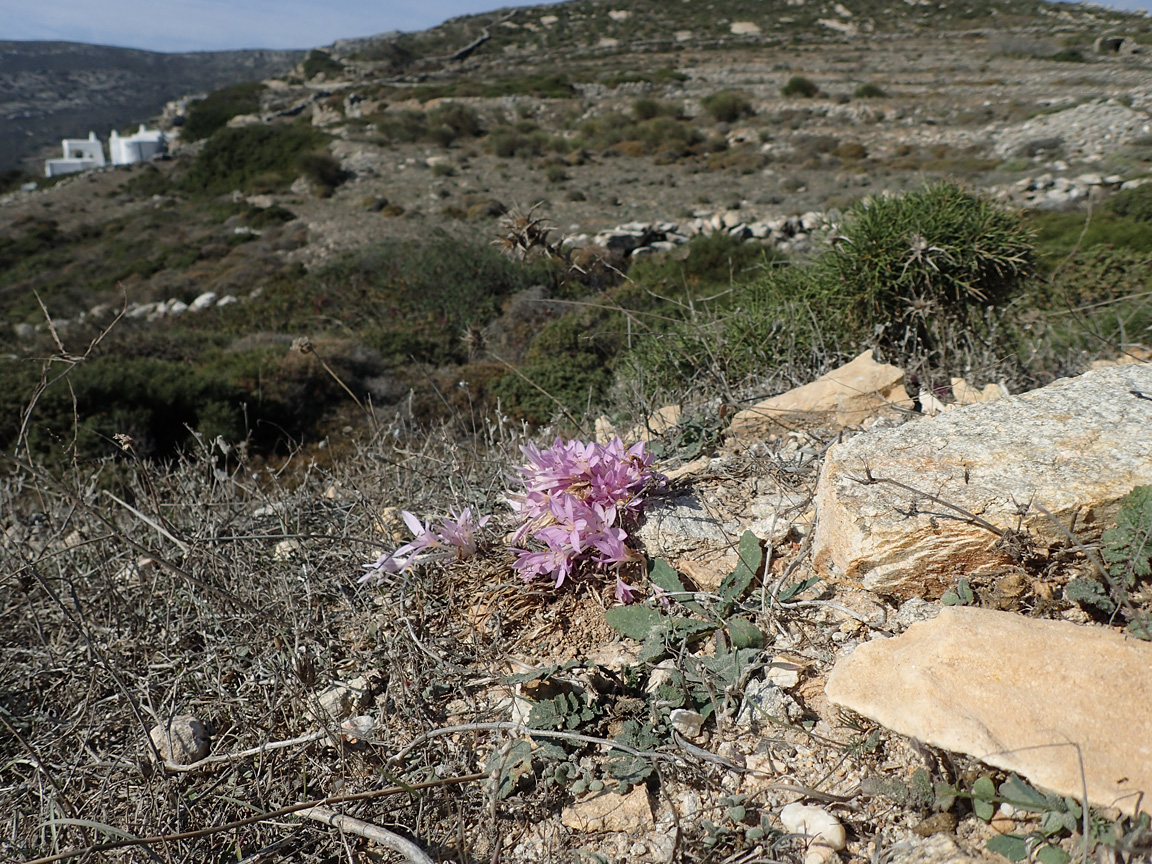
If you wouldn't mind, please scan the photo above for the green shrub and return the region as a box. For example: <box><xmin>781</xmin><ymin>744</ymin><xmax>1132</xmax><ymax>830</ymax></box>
<box><xmin>1050</xmin><ymin>48</ymin><xmax>1086</xmax><ymax>63</ymax></box>
<box><xmin>297</xmin><ymin>152</ymin><xmax>349</xmax><ymax>195</ymax></box>
<box><xmin>781</xmin><ymin>76</ymin><xmax>821</xmax><ymax>98</ymax></box>
<box><xmin>302</xmin><ymin>50</ymin><xmax>344</xmax><ymax>80</ymax></box>
<box><xmin>181</xmin><ymin>82</ymin><xmax>266</xmax><ymax>142</ymax></box>
<box><xmin>1108</xmin><ymin>184</ymin><xmax>1152</xmax><ymax>223</ymax></box>
<box><xmin>853</xmin><ymin>83</ymin><xmax>887</xmax><ymax>98</ymax></box>
<box><xmin>179</xmin><ymin>125</ymin><xmax>331</xmax><ymax>195</ymax></box>
<box><xmin>629</xmin><ymin>231</ymin><xmax>780</xmax><ymax>291</ymax></box>
<box><xmin>822</xmin><ymin>182</ymin><xmax>1034</xmax><ymax>376</ymax></box>
<box><xmin>1</xmin><ymin>356</ymin><xmax>248</xmax><ymax>462</ymax></box>
<box><xmin>700</xmin><ymin>90</ymin><xmax>754</xmax><ymax>123</ymax></box>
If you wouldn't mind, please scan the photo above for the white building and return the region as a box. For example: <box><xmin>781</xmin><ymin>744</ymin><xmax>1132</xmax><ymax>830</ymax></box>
<box><xmin>44</xmin><ymin>132</ymin><xmax>106</xmax><ymax>177</ymax></box>
<box><xmin>109</xmin><ymin>124</ymin><xmax>167</xmax><ymax>166</ymax></box>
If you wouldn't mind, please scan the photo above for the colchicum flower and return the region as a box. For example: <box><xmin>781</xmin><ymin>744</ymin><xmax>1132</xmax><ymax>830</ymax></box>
<box><xmin>508</xmin><ymin>436</ymin><xmax>663</xmax><ymax>596</ymax></box>
<box><xmin>360</xmin><ymin>507</ymin><xmax>490</xmax><ymax>585</ymax></box>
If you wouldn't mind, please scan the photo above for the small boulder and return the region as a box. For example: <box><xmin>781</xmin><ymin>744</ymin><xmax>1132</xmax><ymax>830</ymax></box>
<box><xmin>812</xmin><ymin>364</ymin><xmax>1152</xmax><ymax>598</ymax></box>
<box><xmin>826</xmin><ymin>606</ymin><xmax>1152</xmax><ymax>816</ymax></box>
<box><xmin>727</xmin><ymin>350</ymin><xmax>911</xmax><ymax>437</ymax></box>
<box><xmin>150</xmin><ymin>715</ymin><xmax>211</xmax><ymax>764</ymax></box>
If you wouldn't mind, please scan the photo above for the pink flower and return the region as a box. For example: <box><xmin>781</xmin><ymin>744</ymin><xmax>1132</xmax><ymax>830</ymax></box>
<box><xmin>359</xmin><ymin>507</ymin><xmax>491</xmax><ymax>585</ymax></box>
<box><xmin>507</xmin><ymin>436</ymin><xmax>663</xmax><ymax>597</ymax></box>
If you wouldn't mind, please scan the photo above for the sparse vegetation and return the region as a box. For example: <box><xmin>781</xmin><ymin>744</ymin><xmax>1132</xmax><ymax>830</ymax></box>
<box><xmin>7</xmin><ymin>4</ymin><xmax>1152</xmax><ymax>861</ymax></box>
<box><xmin>700</xmin><ymin>89</ymin><xmax>755</xmax><ymax>123</ymax></box>
<box><xmin>781</xmin><ymin>75</ymin><xmax>821</xmax><ymax>98</ymax></box>
<box><xmin>181</xmin><ymin>81</ymin><xmax>267</xmax><ymax>142</ymax></box>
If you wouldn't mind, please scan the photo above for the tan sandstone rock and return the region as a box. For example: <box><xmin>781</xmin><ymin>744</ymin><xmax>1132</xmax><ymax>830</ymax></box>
<box><xmin>812</xmin><ymin>363</ymin><xmax>1152</xmax><ymax>598</ymax></box>
<box><xmin>826</xmin><ymin>606</ymin><xmax>1152</xmax><ymax>815</ymax></box>
<box><xmin>727</xmin><ymin>350</ymin><xmax>911</xmax><ymax>437</ymax></box>
<box><xmin>561</xmin><ymin>785</ymin><xmax>652</xmax><ymax>833</ymax></box>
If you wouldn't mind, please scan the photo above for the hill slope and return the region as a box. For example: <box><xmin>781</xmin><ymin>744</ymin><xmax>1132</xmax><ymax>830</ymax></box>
<box><xmin>0</xmin><ymin>41</ymin><xmax>305</xmax><ymax>172</ymax></box>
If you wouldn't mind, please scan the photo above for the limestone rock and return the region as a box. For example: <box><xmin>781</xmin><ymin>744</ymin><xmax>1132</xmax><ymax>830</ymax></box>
<box><xmin>825</xmin><ymin>606</ymin><xmax>1152</xmax><ymax>816</ymax></box>
<box><xmin>635</xmin><ymin>494</ymin><xmax>740</xmax><ymax>555</ymax></box>
<box><xmin>727</xmin><ymin>350</ymin><xmax>911</xmax><ymax>438</ymax></box>
<box><xmin>317</xmin><ymin>676</ymin><xmax>371</xmax><ymax>722</ymax></box>
<box><xmin>150</xmin><ymin>715</ymin><xmax>211</xmax><ymax>765</ymax></box>
<box><xmin>882</xmin><ymin>833</ymin><xmax>995</xmax><ymax>864</ymax></box>
<box><xmin>812</xmin><ymin>364</ymin><xmax>1152</xmax><ymax>599</ymax></box>
<box><xmin>779</xmin><ymin>803</ymin><xmax>846</xmax><ymax>864</ymax></box>
<box><xmin>562</xmin><ymin>785</ymin><xmax>652</xmax><ymax>833</ymax></box>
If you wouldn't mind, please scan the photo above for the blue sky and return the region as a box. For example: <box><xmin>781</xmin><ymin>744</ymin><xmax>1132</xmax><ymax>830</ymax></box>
<box><xmin>0</xmin><ymin>0</ymin><xmax>1147</xmax><ymax>53</ymax></box>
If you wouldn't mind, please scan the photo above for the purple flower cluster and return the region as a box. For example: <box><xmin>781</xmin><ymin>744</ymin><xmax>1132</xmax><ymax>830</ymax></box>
<box><xmin>508</xmin><ymin>436</ymin><xmax>663</xmax><ymax>598</ymax></box>
<box><xmin>359</xmin><ymin>507</ymin><xmax>490</xmax><ymax>585</ymax></box>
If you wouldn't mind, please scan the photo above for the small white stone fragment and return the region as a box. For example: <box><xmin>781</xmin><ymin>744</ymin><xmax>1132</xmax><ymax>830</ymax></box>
<box><xmin>339</xmin><ymin>714</ymin><xmax>376</xmax><ymax>741</ymax></box>
<box><xmin>669</xmin><ymin>709</ymin><xmax>706</xmax><ymax>738</ymax></box>
<box><xmin>779</xmin><ymin>803</ymin><xmax>847</xmax><ymax>864</ymax></box>
<box><xmin>765</xmin><ymin>658</ymin><xmax>802</xmax><ymax>689</ymax></box>
<box><xmin>149</xmin><ymin>715</ymin><xmax>211</xmax><ymax>764</ymax></box>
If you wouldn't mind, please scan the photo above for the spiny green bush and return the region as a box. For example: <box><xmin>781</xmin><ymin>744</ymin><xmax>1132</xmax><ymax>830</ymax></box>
<box><xmin>622</xmin><ymin>182</ymin><xmax>1038</xmax><ymax>401</ymax></box>
<box><xmin>781</xmin><ymin>76</ymin><xmax>821</xmax><ymax>98</ymax></box>
<box><xmin>825</xmin><ymin>181</ymin><xmax>1033</xmax><ymax>329</ymax></box>
<box><xmin>853</xmin><ymin>83</ymin><xmax>887</xmax><ymax>98</ymax></box>
<box><xmin>700</xmin><ymin>89</ymin><xmax>754</xmax><ymax>123</ymax></box>
<box><xmin>179</xmin><ymin>125</ymin><xmax>333</xmax><ymax>195</ymax></box>
<box><xmin>181</xmin><ymin>82</ymin><xmax>266</xmax><ymax>142</ymax></box>
<box><xmin>374</xmin><ymin>104</ymin><xmax>485</xmax><ymax>147</ymax></box>
<box><xmin>632</xmin><ymin>98</ymin><xmax>684</xmax><ymax>121</ymax></box>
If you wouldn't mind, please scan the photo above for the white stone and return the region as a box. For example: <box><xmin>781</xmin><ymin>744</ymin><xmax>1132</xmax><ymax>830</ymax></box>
<box><xmin>765</xmin><ymin>658</ymin><xmax>802</xmax><ymax>688</ymax></box>
<box><xmin>728</xmin><ymin>349</ymin><xmax>912</xmax><ymax>436</ymax></box>
<box><xmin>149</xmin><ymin>715</ymin><xmax>210</xmax><ymax>765</ymax></box>
<box><xmin>730</xmin><ymin>21</ymin><xmax>763</xmax><ymax>35</ymax></box>
<box><xmin>812</xmin><ymin>364</ymin><xmax>1152</xmax><ymax>599</ymax></box>
<box><xmin>779</xmin><ymin>803</ymin><xmax>847</xmax><ymax>864</ymax></box>
<box><xmin>189</xmin><ymin>291</ymin><xmax>217</xmax><ymax>311</ymax></box>
<box><xmin>670</xmin><ymin>709</ymin><xmax>706</xmax><ymax>738</ymax></box>
<box><xmin>826</xmin><ymin>606</ymin><xmax>1152</xmax><ymax>816</ymax></box>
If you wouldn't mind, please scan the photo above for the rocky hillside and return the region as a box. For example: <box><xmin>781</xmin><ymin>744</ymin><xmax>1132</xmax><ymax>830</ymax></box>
<box><xmin>0</xmin><ymin>41</ymin><xmax>304</xmax><ymax>173</ymax></box>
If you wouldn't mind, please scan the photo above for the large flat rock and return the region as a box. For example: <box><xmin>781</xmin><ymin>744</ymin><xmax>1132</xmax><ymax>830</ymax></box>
<box><xmin>826</xmin><ymin>606</ymin><xmax>1152</xmax><ymax>815</ymax></box>
<box><xmin>727</xmin><ymin>350</ymin><xmax>912</xmax><ymax>437</ymax></box>
<box><xmin>812</xmin><ymin>364</ymin><xmax>1152</xmax><ymax>598</ymax></box>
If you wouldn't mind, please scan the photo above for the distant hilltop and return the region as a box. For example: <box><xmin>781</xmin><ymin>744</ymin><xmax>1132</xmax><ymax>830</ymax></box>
<box><xmin>0</xmin><ymin>41</ymin><xmax>305</xmax><ymax>173</ymax></box>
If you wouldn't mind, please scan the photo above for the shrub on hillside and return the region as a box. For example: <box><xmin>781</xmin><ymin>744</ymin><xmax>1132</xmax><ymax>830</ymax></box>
<box><xmin>302</xmin><ymin>50</ymin><xmax>344</xmax><ymax>80</ymax></box>
<box><xmin>853</xmin><ymin>83</ymin><xmax>887</xmax><ymax>98</ymax></box>
<box><xmin>179</xmin><ymin>125</ymin><xmax>333</xmax><ymax>195</ymax></box>
<box><xmin>781</xmin><ymin>76</ymin><xmax>821</xmax><ymax>98</ymax></box>
<box><xmin>700</xmin><ymin>90</ymin><xmax>754</xmax><ymax>123</ymax></box>
<box><xmin>181</xmin><ymin>82</ymin><xmax>266</xmax><ymax>142</ymax></box>
<box><xmin>1108</xmin><ymin>183</ymin><xmax>1152</xmax><ymax>223</ymax></box>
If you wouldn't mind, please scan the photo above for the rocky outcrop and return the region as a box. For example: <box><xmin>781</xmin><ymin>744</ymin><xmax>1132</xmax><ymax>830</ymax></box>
<box><xmin>826</xmin><ymin>606</ymin><xmax>1152</xmax><ymax>816</ymax></box>
<box><xmin>812</xmin><ymin>364</ymin><xmax>1152</xmax><ymax>599</ymax></box>
<box><xmin>727</xmin><ymin>349</ymin><xmax>912</xmax><ymax>437</ymax></box>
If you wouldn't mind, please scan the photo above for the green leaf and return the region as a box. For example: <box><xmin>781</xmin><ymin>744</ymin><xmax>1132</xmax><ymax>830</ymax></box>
<box><xmin>957</xmin><ymin>577</ymin><xmax>975</xmax><ymax>604</ymax></box>
<box><xmin>1036</xmin><ymin>844</ymin><xmax>1071</xmax><ymax>864</ymax></box>
<box><xmin>1064</xmin><ymin>577</ymin><xmax>1116</xmax><ymax>615</ymax></box>
<box><xmin>778</xmin><ymin>575</ymin><xmax>822</xmax><ymax>603</ymax></box>
<box><xmin>605</xmin><ymin>606</ymin><xmax>665</xmax><ymax>640</ymax></box>
<box><xmin>649</xmin><ymin>558</ymin><xmax>709</xmax><ymax>617</ymax></box>
<box><xmin>973</xmin><ymin>775</ymin><xmax>996</xmax><ymax>822</ymax></box>
<box><xmin>999</xmin><ymin>774</ymin><xmax>1054</xmax><ymax>812</ymax></box>
<box><xmin>941</xmin><ymin>591</ymin><xmax>961</xmax><ymax>606</ymax></box>
<box><xmin>484</xmin><ymin>739</ymin><xmax>534</xmax><ymax>799</ymax></box>
<box><xmin>986</xmin><ymin>834</ymin><xmax>1029</xmax><ymax>861</ymax></box>
<box><xmin>727</xmin><ymin>616</ymin><xmax>764</xmax><ymax>650</ymax></box>
<box><xmin>718</xmin><ymin>531</ymin><xmax>763</xmax><ymax>608</ymax></box>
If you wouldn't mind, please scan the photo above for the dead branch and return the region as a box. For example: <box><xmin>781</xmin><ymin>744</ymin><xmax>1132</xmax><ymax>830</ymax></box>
<box><xmin>298</xmin><ymin>805</ymin><xmax>434</xmax><ymax>864</ymax></box>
